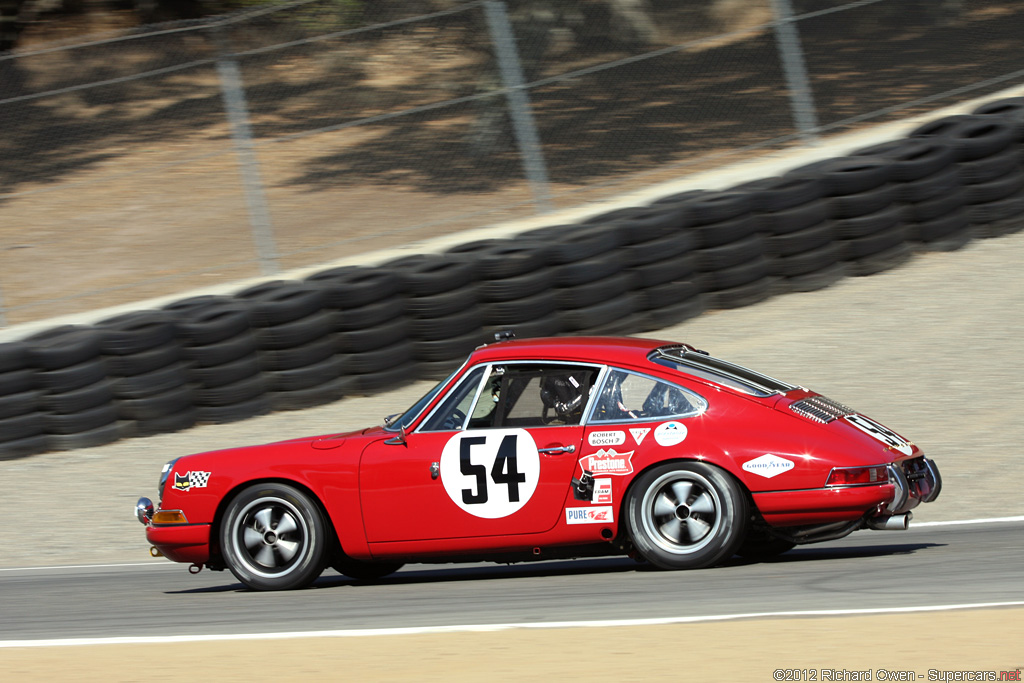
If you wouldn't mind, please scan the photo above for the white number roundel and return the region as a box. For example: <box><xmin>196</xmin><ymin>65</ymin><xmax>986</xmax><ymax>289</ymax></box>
<box><xmin>440</xmin><ymin>429</ymin><xmax>540</xmax><ymax>519</ymax></box>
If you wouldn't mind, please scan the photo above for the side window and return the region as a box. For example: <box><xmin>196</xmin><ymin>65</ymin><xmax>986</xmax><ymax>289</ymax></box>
<box><xmin>420</xmin><ymin>366</ymin><xmax>486</xmax><ymax>432</ymax></box>
<box><xmin>470</xmin><ymin>363</ymin><xmax>598</xmax><ymax>429</ymax></box>
<box><xmin>591</xmin><ymin>369</ymin><xmax>705</xmax><ymax>423</ymax></box>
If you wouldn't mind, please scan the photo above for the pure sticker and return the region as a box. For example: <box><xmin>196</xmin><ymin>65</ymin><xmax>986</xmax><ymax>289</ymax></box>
<box><xmin>654</xmin><ymin>421</ymin><xmax>687</xmax><ymax>447</ymax></box>
<box><xmin>566</xmin><ymin>506</ymin><xmax>614</xmax><ymax>525</ymax></box>
<box><xmin>440</xmin><ymin>429</ymin><xmax>540</xmax><ymax>519</ymax></box>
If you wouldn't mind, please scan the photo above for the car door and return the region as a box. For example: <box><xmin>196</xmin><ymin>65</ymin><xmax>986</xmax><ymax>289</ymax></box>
<box><xmin>359</xmin><ymin>362</ymin><xmax>600</xmax><ymax>543</ymax></box>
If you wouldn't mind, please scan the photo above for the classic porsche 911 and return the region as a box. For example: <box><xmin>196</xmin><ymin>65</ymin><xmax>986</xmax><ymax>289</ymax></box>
<box><xmin>136</xmin><ymin>335</ymin><xmax>941</xmax><ymax>591</ymax></box>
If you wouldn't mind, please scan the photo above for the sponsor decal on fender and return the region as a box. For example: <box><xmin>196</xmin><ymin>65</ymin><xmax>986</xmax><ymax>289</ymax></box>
<box><xmin>654</xmin><ymin>421</ymin><xmax>687</xmax><ymax>447</ymax></box>
<box><xmin>593</xmin><ymin>478</ymin><xmax>613</xmax><ymax>505</ymax></box>
<box><xmin>578</xmin><ymin>448</ymin><xmax>634</xmax><ymax>476</ymax></box>
<box><xmin>629</xmin><ymin>427</ymin><xmax>650</xmax><ymax>445</ymax></box>
<box><xmin>566</xmin><ymin>506</ymin><xmax>614</xmax><ymax>524</ymax></box>
<box><xmin>588</xmin><ymin>430</ymin><xmax>626</xmax><ymax>447</ymax></box>
<box><xmin>173</xmin><ymin>471</ymin><xmax>211</xmax><ymax>491</ymax></box>
<box><xmin>742</xmin><ymin>454</ymin><xmax>794</xmax><ymax>478</ymax></box>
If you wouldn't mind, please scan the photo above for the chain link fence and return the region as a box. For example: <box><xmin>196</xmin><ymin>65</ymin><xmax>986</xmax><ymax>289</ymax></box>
<box><xmin>1</xmin><ymin>0</ymin><xmax>1023</xmax><ymax>326</ymax></box>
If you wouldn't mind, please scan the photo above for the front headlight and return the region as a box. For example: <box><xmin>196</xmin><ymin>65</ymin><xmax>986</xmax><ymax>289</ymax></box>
<box><xmin>158</xmin><ymin>458</ymin><xmax>180</xmax><ymax>497</ymax></box>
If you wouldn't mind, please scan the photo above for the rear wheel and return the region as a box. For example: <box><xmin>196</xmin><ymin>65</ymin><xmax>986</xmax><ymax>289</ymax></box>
<box><xmin>625</xmin><ymin>462</ymin><xmax>747</xmax><ymax>569</ymax></box>
<box><xmin>221</xmin><ymin>483</ymin><xmax>327</xmax><ymax>591</ymax></box>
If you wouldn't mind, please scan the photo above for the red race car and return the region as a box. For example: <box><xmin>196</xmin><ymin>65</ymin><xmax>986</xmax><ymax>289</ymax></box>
<box><xmin>136</xmin><ymin>335</ymin><xmax>941</xmax><ymax>590</ymax></box>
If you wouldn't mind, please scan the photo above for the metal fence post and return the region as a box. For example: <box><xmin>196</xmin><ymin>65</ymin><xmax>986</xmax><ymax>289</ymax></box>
<box><xmin>213</xmin><ymin>31</ymin><xmax>280</xmax><ymax>275</ymax></box>
<box><xmin>482</xmin><ymin>0</ymin><xmax>553</xmax><ymax>214</ymax></box>
<box><xmin>770</xmin><ymin>0</ymin><xmax>820</xmax><ymax>144</ymax></box>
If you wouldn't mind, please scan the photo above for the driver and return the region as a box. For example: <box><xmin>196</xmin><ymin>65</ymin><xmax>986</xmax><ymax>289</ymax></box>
<box><xmin>540</xmin><ymin>372</ymin><xmax>588</xmax><ymax>423</ymax></box>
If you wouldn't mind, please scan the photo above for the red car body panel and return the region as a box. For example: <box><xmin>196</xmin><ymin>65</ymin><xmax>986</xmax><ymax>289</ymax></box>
<box><xmin>140</xmin><ymin>336</ymin><xmax>938</xmax><ymax>569</ymax></box>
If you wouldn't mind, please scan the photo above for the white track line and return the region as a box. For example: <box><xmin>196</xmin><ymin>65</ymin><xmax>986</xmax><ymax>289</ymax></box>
<box><xmin>1</xmin><ymin>516</ymin><xmax>1022</xmax><ymax>574</ymax></box>
<box><xmin>3</xmin><ymin>601</ymin><xmax>1024</xmax><ymax>649</ymax></box>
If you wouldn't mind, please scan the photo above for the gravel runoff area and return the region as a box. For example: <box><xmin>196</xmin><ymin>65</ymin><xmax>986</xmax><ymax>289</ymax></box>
<box><xmin>2</xmin><ymin>226</ymin><xmax>1023</xmax><ymax>569</ymax></box>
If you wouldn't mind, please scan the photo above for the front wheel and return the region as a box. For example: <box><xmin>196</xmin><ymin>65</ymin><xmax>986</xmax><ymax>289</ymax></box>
<box><xmin>625</xmin><ymin>462</ymin><xmax>748</xmax><ymax>570</ymax></box>
<box><xmin>221</xmin><ymin>483</ymin><xmax>327</xmax><ymax>591</ymax></box>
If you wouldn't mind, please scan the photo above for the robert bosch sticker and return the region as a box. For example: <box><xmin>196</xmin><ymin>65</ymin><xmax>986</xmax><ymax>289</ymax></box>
<box><xmin>588</xmin><ymin>430</ymin><xmax>626</xmax><ymax>447</ymax></box>
<box><xmin>440</xmin><ymin>429</ymin><xmax>540</xmax><ymax>519</ymax></box>
<box><xmin>654</xmin><ymin>421</ymin><xmax>687</xmax><ymax>447</ymax></box>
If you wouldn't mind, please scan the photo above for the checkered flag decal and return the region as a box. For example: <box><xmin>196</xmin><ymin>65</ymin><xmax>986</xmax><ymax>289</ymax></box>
<box><xmin>189</xmin><ymin>471</ymin><xmax>211</xmax><ymax>488</ymax></box>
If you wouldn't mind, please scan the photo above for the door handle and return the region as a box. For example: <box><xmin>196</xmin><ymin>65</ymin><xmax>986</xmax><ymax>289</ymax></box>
<box><xmin>538</xmin><ymin>445</ymin><xmax>575</xmax><ymax>455</ymax></box>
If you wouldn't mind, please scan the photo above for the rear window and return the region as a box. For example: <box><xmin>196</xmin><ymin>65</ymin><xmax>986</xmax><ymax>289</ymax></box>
<box><xmin>650</xmin><ymin>346</ymin><xmax>796</xmax><ymax>397</ymax></box>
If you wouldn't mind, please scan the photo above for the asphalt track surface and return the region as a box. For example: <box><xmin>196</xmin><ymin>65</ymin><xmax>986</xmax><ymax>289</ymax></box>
<box><xmin>2</xmin><ymin>520</ymin><xmax>1021</xmax><ymax>643</ymax></box>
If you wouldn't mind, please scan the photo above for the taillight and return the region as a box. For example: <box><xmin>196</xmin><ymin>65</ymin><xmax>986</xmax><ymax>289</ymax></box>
<box><xmin>825</xmin><ymin>465</ymin><xmax>889</xmax><ymax>487</ymax></box>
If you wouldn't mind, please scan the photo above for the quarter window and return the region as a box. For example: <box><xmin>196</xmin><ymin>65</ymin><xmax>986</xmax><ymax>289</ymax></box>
<box><xmin>590</xmin><ymin>369</ymin><xmax>705</xmax><ymax>423</ymax></box>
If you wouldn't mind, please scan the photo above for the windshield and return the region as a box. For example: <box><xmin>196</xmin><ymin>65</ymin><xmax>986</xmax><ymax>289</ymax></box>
<box><xmin>385</xmin><ymin>365</ymin><xmax>463</xmax><ymax>431</ymax></box>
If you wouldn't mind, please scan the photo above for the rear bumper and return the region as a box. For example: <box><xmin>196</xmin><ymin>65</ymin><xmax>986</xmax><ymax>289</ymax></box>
<box><xmin>146</xmin><ymin>523</ymin><xmax>211</xmax><ymax>564</ymax></box>
<box><xmin>755</xmin><ymin>456</ymin><xmax>942</xmax><ymax>527</ymax></box>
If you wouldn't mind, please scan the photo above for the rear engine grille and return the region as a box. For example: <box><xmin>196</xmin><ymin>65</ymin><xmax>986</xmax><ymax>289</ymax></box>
<box><xmin>790</xmin><ymin>395</ymin><xmax>855</xmax><ymax>423</ymax></box>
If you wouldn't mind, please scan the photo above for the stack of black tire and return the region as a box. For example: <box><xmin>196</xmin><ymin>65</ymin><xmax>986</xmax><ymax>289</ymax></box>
<box><xmin>787</xmin><ymin>157</ymin><xmax>909</xmax><ymax>276</ymax></box>
<box><xmin>236</xmin><ymin>281</ymin><xmax>347</xmax><ymax>412</ymax></box>
<box><xmin>97</xmin><ymin>311</ymin><xmax>195</xmax><ymax>437</ymax></box>
<box><xmin>383</xmin><ymin>255</ymin><xmax>477</xmax><ymax>382</ymax></box>
<box><xmin>593</xmin><ymin>204</ymin><xmax>703</xmax><ymax>330</ymax></box>
<box><xmin>446</xmin><ymin>239</ymin><xmax>562</xmax><ymax>341</ymax></box>
<box><xmin>307</xmin><ymin>266</ymin><xmax>410</xmax><ymax>393</ymax></box>
<box><xmin>910</xmin><ymin>113</ymin><xmax>1024</xmax><ymax>239</ymax></box>
<box><xmin>163</xmin><ymin>295</ymin><xmax>269</xmax><ymax>422</ymax></box>
<box><xmin>676</xmin><ymin>190</ymin><xmax>776</xmax><ymax>308</ymax></box>
<box><xmin>519</xmin><ymin>222</ymin><xmax>641</xmax><ymax>335</ymax></box>
<box><xmin>733</xmin><ymin>175</ymin><xmax>843</xmax><ymax>293</ymax></box>
<box><xmin>851</xmin><ymin>137</ymin><xmax>970</xmax><ymax>252</ymax></box>
<box><xmin>973</xmin><ymin>97</ymin><xmax>1024</xmax><ymax>236</ymax></box>
<box><xmin>27</xmin><ymin>325</ymin><xmax>125</xmax><ymax>450</ymax></box>
<box><xmin>0</xmin><ymin>341</ymin><xmax>48</xmax><ymax>459</ymax></box>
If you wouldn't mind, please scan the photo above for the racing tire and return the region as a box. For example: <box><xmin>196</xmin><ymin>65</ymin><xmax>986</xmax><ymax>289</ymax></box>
<box><xmin>683</xmin><ymin>191</ymin><xmax>751</xmax><ymax>226</ymax></box>
<box><xmin>113</xmin><ymin>362</ymin><xmax>190</xmax><ymax>398</ymax></box>
<box><xmin>707</xmin><ymin>275</ymin><xmax>780</xmax><ymax>310</ymax></box>
<box><xmin>555</xmin><ymin>272</ymin><xmax>632</xmax><ymax>310</ymax></box>
<box><xmin>0</xmin><ymin>369</ymin><xmax>38</xmax><ymax>395</ymax></box>
<box><xmin>405</xmin><ymin>287</ymin><xmax>480</xmax><ymax>319</ymax></box>
<box><xmin>963</xmin><ymin>170</ymin><xmax>1024</xmax><ymax>205</ymax></box>
<box><xmin>852</xmin><ymin>138</ymin><xmax>956</xmax><ymax>182</ymax></box>
<box><xmin>96</xmin><ymin>312</ymin><xmax>176</xmax><ymax>356</ymax></box>
<box><xmin>338</xmin><ymin>317</ymin><xmax>410</xmax><ymax>354</ymax></box>
<box><xmin>267</xmin><ymin>376</ymin><xmax>353</xmax><ymax>412</ymax></box>
<box><xmin>0</xmin><ymin>433</ymin><xmax>50</xmax><ymax>461</ymax></box>
<box><xmin>221</xmin><ymin>483</ymin><xmax>328</xmax><ymax>591</ymax></box>
<box><xmin>384</xmin><ymin>255</ymin><xmax>474</xmax><ymax>298</ymax></box>
<box><xmin>895</xmin><ymin>165</ymin><xmax>962</xmax><ymax>204</ymax></box>
<box><xmin>625</xmin><ymin>461</ymin><xmax>748</xmax><ymax>570</ymax></box>
<box><xmin>755</xmin><ymin>199</ymin><xmax>830</xmax><ymax>235</ymax></box>
<box><xmin>197</xmin><ymin>396</ymin><xmax>272</xmax><ymax>424</ymax></box>
<box><xmin>332</xmin><ymin>554</ymin><xmax>404</xmax><ymax>581</ymax></box>
<box><xmin>335</xmin><ymin>298</ymin><xmax>406</xmax><ymax>332</ymax></box>
<box><xmin>38</xmin><ymin>359</ymin><xmax>109</xmax><ymax>394</ymax></box>
<box><xmin>236</xmin><ymin>281</ymin><xmax>327</xmax><ymax>327</ymax></box>
<box><xmin>0</xmin><ymin>389</ymin><xmax>43</xmax><ymax>420</ymax></box>
<box><xmin>783</xmin><ymin>261</ymin><xmax>848</xmax><ymax>293</ymax></box>
<box><xmin>181</xmin><ymin>333</ymin><xmax>258</xmax><ymax>368</ymax></box>
<box><xmin>0</xmin><ymin>342</ymin><xmax>29</xmax><ymax>374</ymax></box>
<box><xmin>305</xmin><ymin>267</ymin><xmax>403</xmax><ymax>310</ymax></box>
<box><xmin>25</xmin><ymin>326</ymin><xmax>102</xmax><ymax>370</ymax></box>
<box><xmin>736</xmin><ymin>528</ymin><xmax>796</xmax><ymax>561</ymax></box>
<box><xmin>105</xmin><ymin>342</ymin><xmax>182</xmax><ymax>376</ymax></box>
<box><xmin>256</xmin><ymin>335</ymin><xmax>338</xmax><ymax>373</ymax></box>
<box><xmin>164</xmin><ymin>298</ymin><xmax>252</xmax><ymax>346</ymax></box>
<box><xmin>732</xmin><ymin>175</ymin><xmax>825</xmax><ymax>212</ymax></box>
<box><xmin>186</xmin><ymin>356</ymin><xmax>262</xmax><ymax>389</ymax></box>
<box><xmin>846</xmin><ymin>242</ymin><xmax>914</xmax><ymax>277</ymax></box>
<box><xmin>694</xmin><ymin>215</ymin><xmax>758</xmax><ymax>249</ymax></box>
<box><xmin>787</xmin><ymin>157</ymin><xmax>891</xmax><ymax>196</ymax></box>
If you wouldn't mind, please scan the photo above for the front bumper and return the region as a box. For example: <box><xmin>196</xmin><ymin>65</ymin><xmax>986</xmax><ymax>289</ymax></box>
<box><xmin>137</xmin><ymin>496</ymin><xmax>211</xmax><ymax>564</ymax></box>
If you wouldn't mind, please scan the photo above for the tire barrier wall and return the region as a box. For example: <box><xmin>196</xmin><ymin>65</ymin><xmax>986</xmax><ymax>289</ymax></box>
<box><xmin>1</xmin><ymin>97</ymin><xmax>1022</xmax><ymax>460</ymax></box>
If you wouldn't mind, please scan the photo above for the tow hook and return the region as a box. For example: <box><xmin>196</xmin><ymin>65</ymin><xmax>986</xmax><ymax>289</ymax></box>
<box><xmin>189</xmin><ymin>563</ymin><xmax>203</xmax><ymax>575</ymax></box>
<box><xmin>149</xmin><ymin>546</ymin><xmax>163</xmax><ymax>558</ymax></box>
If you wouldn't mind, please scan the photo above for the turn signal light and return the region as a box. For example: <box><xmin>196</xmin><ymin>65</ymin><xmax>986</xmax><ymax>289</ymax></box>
<box><xmin>151</xmin><ymin>510</ymin><xmax>189</xmax><ymax>525</ymax></box>
<box><xmin>825</xmin><ymin>465</ymin><xmax>889</xmax><ymax>487</ymax></box>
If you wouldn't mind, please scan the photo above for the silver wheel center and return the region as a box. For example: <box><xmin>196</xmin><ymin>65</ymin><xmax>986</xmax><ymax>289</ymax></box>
<box><xmin>264</xmin><ymin>531</ymin><xmax>278</xmax><ymax>544</ymax></box>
